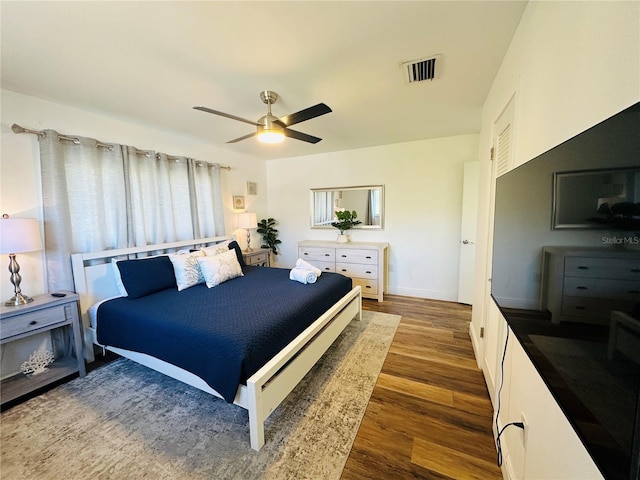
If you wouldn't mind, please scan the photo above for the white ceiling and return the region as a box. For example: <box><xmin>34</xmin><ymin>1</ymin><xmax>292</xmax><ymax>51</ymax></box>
<box><xmin>1</xmin><ymin>1</ymin><xmax>527</xmax><ymax>161</ymax></box>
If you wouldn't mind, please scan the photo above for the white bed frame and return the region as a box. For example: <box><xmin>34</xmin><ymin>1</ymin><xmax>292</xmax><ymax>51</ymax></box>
<box><xmin>71</xmin><ymin>236</ymin><xmax>362</xmax><ymax>451</ymax></box>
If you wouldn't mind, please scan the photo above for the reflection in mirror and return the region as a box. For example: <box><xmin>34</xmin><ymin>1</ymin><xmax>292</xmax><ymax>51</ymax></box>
<box><xmin>552</xmin><ymin>167</ymin><xmax>640</xmax><ymax>229</ymax></box>
<box><xmin>311</xmin><ymin>185</ymin><xmax>384</xmax><ymax>229</ymax></box>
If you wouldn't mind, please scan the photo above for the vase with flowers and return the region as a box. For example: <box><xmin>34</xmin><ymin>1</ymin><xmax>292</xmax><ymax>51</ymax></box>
<box><xmin>331</xmin><ymin>208</ymin><xmax>362</xmax><ymax>243</ymax></box>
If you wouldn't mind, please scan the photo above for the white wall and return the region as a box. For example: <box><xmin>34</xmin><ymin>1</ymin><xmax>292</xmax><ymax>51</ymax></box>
<box><xmin>471</xmin><ymin>1</ymin><xmax>640</xmax><ymax>478</ymax></box>
<box><xmin>266</xmin><ymin>134</ymin><xmax>479</xmax><ymax>301</ymax></box>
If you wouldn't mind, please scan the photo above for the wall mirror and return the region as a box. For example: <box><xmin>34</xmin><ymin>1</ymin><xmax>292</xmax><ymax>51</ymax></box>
<box><xmin>310</xmin><ymin>185</ymin><xmax>384</xmax><ymax>229</ymax></box>
<box><xmin>552</xmin><ymin>167</ymin><xmax>640</xmax><ymax>229</ymax></box>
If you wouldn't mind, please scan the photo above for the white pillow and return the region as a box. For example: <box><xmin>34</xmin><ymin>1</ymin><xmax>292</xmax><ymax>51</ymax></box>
<box><xmin>197</xmin><ymin>249</ymin><xmax>243</xmax><ymax>288</ymax></box>
<box><xmin>111</xmin><ymin>258</ymin><xmax>128</xmax><ymax>297</ymax></box>
<box><xmin>169</xmin><ymin>251</ymin><xmax>205</xmax><ymax>291</ymax></box>
<box><xmin>201</xmin><ymin>240</ymin><xmax>231</xmax><ymax>257</ymax></box>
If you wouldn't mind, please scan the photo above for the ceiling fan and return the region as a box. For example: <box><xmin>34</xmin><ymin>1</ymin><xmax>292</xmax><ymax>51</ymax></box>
<box><xmin>194</xmin><ymin>90</ymin><xmax>331</xmax><ymax>144</ymax></box>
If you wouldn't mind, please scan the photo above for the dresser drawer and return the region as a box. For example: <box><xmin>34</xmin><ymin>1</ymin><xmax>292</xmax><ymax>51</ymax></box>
<box><xmin>299</xmin><ymin>247</ymin><xmax>335</xmax><ymax>262</ymax></box>
<box><xmin>561</xmin><ymin>296</ymin><xmax>637</xmax><ymax>320</ymax></box>
<box><xmin>563</xmin><ymin>277</ymin><xmax>640</xmax><ymax>300</ymax></box>
<box><xmin>336</xmin><ymin>262</ymin><xmax>377</xmax><ymax>279</ymax></box>
<box><xmin>564</xmin><ymin>257</ymin><xmax>640</xmax><ymax>280</ymax></box>
<box><xmin>1</xmin><ymin>305</ymin><xmax>67</xmax><ymax>341</ymax></box>
<box><xmin>246</xmin><ymin>251</ymin><xmax>268</xmax><ymax>266</ymax></box>
<box><xmin>310</xmin><ymin>261</ymin><xmax>335</xmax><ymax>273</ymax></box>
<box><xmin>352</xmin><ymin>278</ymin><xmax>378</xmax><ymax>296</ymax></box>
<box><xmin>336</xmin><ymin>248</ymin><xmax>377</xmax><ymax>265</ymax></box>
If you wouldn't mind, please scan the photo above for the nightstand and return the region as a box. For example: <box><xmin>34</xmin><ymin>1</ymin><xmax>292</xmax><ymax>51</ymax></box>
<box><xmin>0</xmin><ymin>292</ymin><xmax>86</xmax><ymax>405</ymax></box>
<box><xmin>243</xmin><ymin>248</ymin><xmax>270</xmax><ymax>267</ymax></box>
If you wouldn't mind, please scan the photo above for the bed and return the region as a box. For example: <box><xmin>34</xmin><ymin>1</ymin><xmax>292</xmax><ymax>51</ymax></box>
<box><xmin>71</xmin><ymin>236</ymin><xmax>362</xmax><ymax>450</ymax></box>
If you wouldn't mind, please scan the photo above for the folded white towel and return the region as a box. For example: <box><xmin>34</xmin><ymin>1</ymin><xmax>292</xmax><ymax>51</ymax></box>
<box><xmin>289</xmin><ymin>267</ymin><xmax>317</xmax><ymax>284</ymax></box>
<box><xmin>295</xmin><ymin>258</ymin><xmax>322</xmax><ymax>277</ymax></box>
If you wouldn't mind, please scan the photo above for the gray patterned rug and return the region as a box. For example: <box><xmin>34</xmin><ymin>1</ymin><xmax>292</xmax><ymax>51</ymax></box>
<box><xmin>1</xmin><ymin>310</ymin><xmax>400</xmax><ymax>480</ymax></box>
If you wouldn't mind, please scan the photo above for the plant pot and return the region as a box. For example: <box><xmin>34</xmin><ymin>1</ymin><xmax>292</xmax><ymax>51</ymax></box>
<box><xmin>337</xmin><ymin>233</ymin><xmax>349</xmax><ymax>243</ymax></box>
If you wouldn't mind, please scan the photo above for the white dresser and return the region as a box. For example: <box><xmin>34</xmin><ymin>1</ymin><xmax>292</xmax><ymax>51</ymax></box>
<box><xmin>298</xmin><ymin>240</ymin><xmax>389</xmax><ymax>302</ymax></box>
<box><xmin>541</xmin><ymin>246</ymin><xmax>640</xmax><ymax>324</ymax></box>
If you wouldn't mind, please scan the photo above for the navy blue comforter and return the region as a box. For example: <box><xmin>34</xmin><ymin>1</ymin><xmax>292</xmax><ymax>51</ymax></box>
<box><xmin>96</xmin><ymin>266</ymin><xmax>353</xmax><ymax>402</ymax></box>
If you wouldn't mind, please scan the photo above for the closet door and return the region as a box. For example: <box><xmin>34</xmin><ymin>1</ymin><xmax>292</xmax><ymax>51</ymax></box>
<box><xmin>482</xmin><ymin>95</ymin><xmax>516</xmax><ymax>402</ymax></box>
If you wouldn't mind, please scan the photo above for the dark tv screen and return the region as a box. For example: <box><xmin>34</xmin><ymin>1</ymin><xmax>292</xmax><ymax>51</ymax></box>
<box><xmin>492</xmin><ymin>102</ymin><xmax>640</xmax><ymax>480</ymax></box>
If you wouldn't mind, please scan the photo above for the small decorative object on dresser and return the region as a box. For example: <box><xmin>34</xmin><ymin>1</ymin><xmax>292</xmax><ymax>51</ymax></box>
<box><xmin>331</xmin><ymin>209</ymin><xmax>361</xmax><ymax>243</ymax></box>
<box><xmin>298</xmin><ymin>240</ymin><xmax>388</xmax><ymax>302</ymax></box>
<box><xmin>0</xmin><ymin>292</ymin><xmax>86</xmax><ymax>405</ymax></box>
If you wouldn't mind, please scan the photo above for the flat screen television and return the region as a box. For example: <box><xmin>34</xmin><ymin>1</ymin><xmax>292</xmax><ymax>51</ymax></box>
<box><xmin>492</xmin><ymin>101</ymin><xmax>640</xmax><ymax>480</ymax></box>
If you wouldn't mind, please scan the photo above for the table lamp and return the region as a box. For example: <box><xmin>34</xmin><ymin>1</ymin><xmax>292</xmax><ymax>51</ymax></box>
<box><xmin>237</xmin><ymin>212</ymin><xmax>258</xmax><ymax>252</ymax></box>
<box><xmin>0</xmin><ymin>214</ymin><xmax>43</xmax><ymax>306</ymax></box>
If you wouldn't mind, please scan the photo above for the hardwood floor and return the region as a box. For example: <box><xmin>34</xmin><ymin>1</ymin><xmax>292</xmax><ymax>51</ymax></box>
<box><xmin>342</xmin><ymin>295</ymin><xmax>502</xmax><ymax>480</ymax></box>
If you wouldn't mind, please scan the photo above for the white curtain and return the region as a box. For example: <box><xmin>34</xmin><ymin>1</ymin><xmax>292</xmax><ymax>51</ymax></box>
<box><xmin>39</xmin><ymin>130</ymin><xmax>225</xmax><ymax>291</ymax></box>
<box><xmin>314</xmin><ymin>191</ymin><xmax>335</xmax><ymax>225</ymax></box>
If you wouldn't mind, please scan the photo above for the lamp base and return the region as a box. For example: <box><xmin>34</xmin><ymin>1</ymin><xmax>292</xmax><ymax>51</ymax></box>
<box><xmin>246</xmin><ymin>230</ymin><xmax>253</xmax><ymax>252</ymax></box>
<box><xmin>5</xmin><ymin>292</ymin><xmax>34</xmax><ymax>306</ymax></box>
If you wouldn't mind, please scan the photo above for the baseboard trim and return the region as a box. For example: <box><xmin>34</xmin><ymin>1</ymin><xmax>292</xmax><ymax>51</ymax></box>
<box><xmin>387</xmin><ymin>286</ymin><xmax>457</xmax><ymax>302</ymax></box>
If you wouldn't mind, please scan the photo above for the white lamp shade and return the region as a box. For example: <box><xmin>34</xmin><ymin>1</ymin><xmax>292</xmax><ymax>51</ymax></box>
<box><xmin>237</xmin><ymin>212</ymin><xmax>258</xmax><ymax>229</ymax></box>
<box><xmin>0</xmin><ymin>218</ymin><xmax>43</xmax><ymax>254</ymax></box>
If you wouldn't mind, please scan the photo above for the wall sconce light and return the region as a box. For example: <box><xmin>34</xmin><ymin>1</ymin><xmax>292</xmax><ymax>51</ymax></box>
<box><xmin>0</xmin><ymin>214</ymin><xmax>43</xmax><ymax>306</ymax></box>
<box><xmin>237</xmin><ymin>212</ymin><xmax>258</xmax><ymax>252</ymax></box>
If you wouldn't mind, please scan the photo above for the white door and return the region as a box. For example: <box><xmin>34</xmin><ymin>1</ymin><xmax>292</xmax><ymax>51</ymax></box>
<box><xmin>458</xmin><ymin>161</ymin><xmax>479</xmax><ymax>304</ymax></box>
<box><xmin>482</xmin><ymin>95</ymin><xmax>516</xmax><ymax>397</ymax></box>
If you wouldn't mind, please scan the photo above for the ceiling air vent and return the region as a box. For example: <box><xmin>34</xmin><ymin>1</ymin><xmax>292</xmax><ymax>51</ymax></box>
<box><xmin>402</xmin><ymin>55</ymin><xmax>442</xmax><ymax>84</ymax></box>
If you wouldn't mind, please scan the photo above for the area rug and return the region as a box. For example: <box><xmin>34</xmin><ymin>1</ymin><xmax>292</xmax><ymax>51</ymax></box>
<box><xmin>1</xmin><ymin>310</ymin><xmax>400</xmax><ymax>480</ymax></box>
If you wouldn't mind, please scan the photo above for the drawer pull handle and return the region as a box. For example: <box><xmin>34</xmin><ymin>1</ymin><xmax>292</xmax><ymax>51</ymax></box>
<box><xmin>29</xmin><ymin>320</ymin><xmax>38</xmax><ymax>326</ymax></box>
<box><xmin>366</xmin><ymin>256</ymin><xmax>372</xmax><ymax>259</ymax></box>
<box><xmin>576</xmin><ymin>286</ymin><xmax>588</xmax><ymax>290</ymax></box>
<box><xmin>574</xmin><ymin>306</ymin><xmax>586</xmax><ymax>310</ymax></box>
<box><xmin>341</xmin><ymin>255</ymin><xmax>347</xmax><ymax>258</ymax></box>
<box><xmin>303</xmin><ymin>253</ymin><xmax>308</xmax><ymax>256</ymax></box>
<box><xmin>631</xmin><ymin>269</ymin><xmax>640</xmax><ymax>273</ymax></box>
<box><xmin>629</xmin><ymin>290</ymin><xmax>640</xmax><ymax>294</ymax></box>
<box><xmin>577</xmin><ymin>266</ymin><xmax>589</xmax><ymax>270</ymax></box>
<box><xmin>324</xmin><ymin>254</ymin><xmax>330</xmax><ymax>257</ymax></box>
<box><xmin>341</xmin><ymin>269</ymin><xmax>347</xmax><ymax>272</ymax></box>
<box><xmin>365</xmin><ymin>285</ymin><xmax>372</xmax><ymax>289</ymax></box>
<box><xmin>324</xmin><ymin>267</ymin><xmax>330</xmax><ymax>271</ymax></box>
<box><xmin>366</xmin><ymin>271</ymin><xmax>372</xmax><ymax>274</ymax></box>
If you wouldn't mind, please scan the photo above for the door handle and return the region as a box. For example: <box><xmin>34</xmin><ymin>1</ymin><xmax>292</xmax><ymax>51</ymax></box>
<box><xmin>461</xmin><ymin>240</ymin><xmax>475</xmax><ymax>245</ymax></box>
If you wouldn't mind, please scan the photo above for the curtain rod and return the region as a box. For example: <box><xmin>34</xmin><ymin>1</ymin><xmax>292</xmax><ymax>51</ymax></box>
<box><xmin>11</xmin><ymin>123</ymin><xmax>231</xmax><ymax>170</ymax></box>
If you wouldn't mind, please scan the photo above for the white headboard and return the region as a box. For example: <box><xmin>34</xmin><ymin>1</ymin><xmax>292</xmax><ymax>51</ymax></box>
<box><xmin>71</xmin><ymin>236</ymin><xmax>233</xmax><ymax>360</ymax></box>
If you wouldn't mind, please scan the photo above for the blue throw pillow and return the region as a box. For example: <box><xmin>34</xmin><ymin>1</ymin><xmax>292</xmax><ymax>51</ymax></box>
<box><xmin>228</xmin><ymin>240</ymin><xmax>246</xmax><ymax>268</ymax></box>
<box><xmin>115</xmin><ymin>255</ymin><xmax>177</xmax><ymax>299</ymax></box>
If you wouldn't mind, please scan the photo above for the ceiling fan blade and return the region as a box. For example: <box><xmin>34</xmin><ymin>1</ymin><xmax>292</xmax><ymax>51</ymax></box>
<box><xmin>283</xmin><ymin>128</ymin><xmax>322</xmax><ymax>144</ymax></box>
<box><xmin>193</xmin><ymin>106</ymin><xmax>258</xmax><ymax>126</ymax></box>
<box><xmin>277</xmin><ymin>103</ymin><xmax>332</xmax><ymax>127</ymax></box>
<box><xmin>226</xmin><ymin>132</ymin><xmax>257</xmax><ymax>144</ymax></box>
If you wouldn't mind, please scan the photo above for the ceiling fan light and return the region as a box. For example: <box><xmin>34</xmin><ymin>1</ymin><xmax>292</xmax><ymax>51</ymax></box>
<box><xmin>257</xmin><ymin>130</ymin><xmax>285</xmax><ymax>144</ymax></box>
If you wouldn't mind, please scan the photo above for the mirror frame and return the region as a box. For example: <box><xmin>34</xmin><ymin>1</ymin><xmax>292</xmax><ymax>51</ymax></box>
<box><xmin>552</xmin><ymin>166</ymin><xmax>640</xmax><ymax>229</ymax></box>
<box><xmin>310</xmin><ymin>185</ymin><xmax>385</xmax><ymax>230</ymax></box>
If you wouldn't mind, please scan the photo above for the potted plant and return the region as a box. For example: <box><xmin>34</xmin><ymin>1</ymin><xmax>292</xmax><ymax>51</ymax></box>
<box><xmin>257</xmin><ymin>218</ymin><xmax>282</xmax><ymax>256</ymax></box>
<box><xmin>331</xmin><ymin>209</ymin><xmax>362</xmax><ymax>243</ymax></box>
